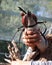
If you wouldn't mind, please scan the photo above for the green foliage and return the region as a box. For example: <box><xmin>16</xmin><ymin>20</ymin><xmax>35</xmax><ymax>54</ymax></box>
<box><xmin>0</xmin><ymin>40</ymin><xmax>8</xmax><ymax>62</ymax></box>
<box><xmin>0</xmin><ymin>40</ymin><xmax>9</xmax><ymax>52</ymax></box>
<box><xmin>0</xmin><ymin>0</ymin><xmax>52</xmax><ymax>41</ymax></box>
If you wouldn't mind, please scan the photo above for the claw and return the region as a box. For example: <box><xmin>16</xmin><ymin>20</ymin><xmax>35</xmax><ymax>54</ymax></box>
<box><xmin>4</xmin><ymin>58</ymin><xmax>11</xmax><ymax>63</ymax></box>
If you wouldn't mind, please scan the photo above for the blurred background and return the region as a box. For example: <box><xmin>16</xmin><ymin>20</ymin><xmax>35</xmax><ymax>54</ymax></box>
<box><xmin>0</xmin><ymin>0</ymin><xmax>52</xmax><ymax>62</ymax></box>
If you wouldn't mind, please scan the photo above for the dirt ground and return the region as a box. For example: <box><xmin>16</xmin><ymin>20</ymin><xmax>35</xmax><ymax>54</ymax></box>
<box><xmin>0</xmin><ymin>63</ymin><xmax>10</xmax><ymax>65</ymax></box>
